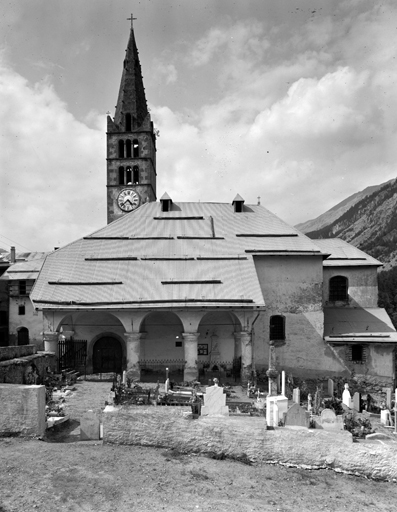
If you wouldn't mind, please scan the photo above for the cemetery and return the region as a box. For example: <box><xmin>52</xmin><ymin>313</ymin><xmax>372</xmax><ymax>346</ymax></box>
<box><xmin>2</xmin><ymin>345</ymin><xmax>397</xmax><ymax>481</ymax></box>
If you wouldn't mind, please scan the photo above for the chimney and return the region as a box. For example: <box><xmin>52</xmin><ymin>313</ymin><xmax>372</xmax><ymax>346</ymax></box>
<box><xmin>10</xmin><ymin>246</ymin><xmax>16</xmax><ymax>263</ymax></box>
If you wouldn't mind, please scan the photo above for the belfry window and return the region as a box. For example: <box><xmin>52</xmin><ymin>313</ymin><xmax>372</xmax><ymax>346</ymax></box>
<box><xmin>125</xmin><ymin>113</ymin><xmax>132</xmax><ymax>132</ymax></box>
<box><xmin>18</xmin><ymin>305</ymin><xmax>25</xmax><ymax>316</ymax></box>
<box><xmin>126</xmin><ymin>166</ymin><xmax>132</xmax><ymax>184</ymax></box>
<box><xmin>133</xmin><ymin>166</ymin><xmax>139</xmax><ymax>184</ymax></box>
<box><xmin>133</xmin><ymin>139</ymin><xmax>139</xmax><ymax>157</ymax></box>
<box><xmin>329</xmin><ymin>276</ymin><xmax>348</xmax><ymax>302</ymax></box>
<box><xmin>270</xmin><ymin>315</ymin><xmax>285</xmax><ymax>341</ymax></box>
<box><xmin>126</xmin><ymin>139</ymin><xmax>132</xmax><ymax>158</ymax></box>
<box><xmin>119</xmin><ymin>166</ymin><xmax>125</xmax><ymax>185</ymax></box>
<box><xmin>118</xmin><ymin>140</ymin><xmax>125</xmax><ymax>158</ymax></box>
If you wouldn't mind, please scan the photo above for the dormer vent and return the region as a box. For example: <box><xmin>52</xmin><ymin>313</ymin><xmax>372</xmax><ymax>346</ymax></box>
<box><xmin>160</xmin><ymin>192</ymin><xmax>173</xmax><ymax>212</ymax></box>
<box><xmin>232</xmin><ymin>194</ymin><xmax>245</xmax><ymax>213</ymax></box>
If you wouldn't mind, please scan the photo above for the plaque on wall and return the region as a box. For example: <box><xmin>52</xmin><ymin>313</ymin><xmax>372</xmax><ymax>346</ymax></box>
<box><xmin>198</xmin><ymin>343</ymin><xmax>208</xmax><ymax>356</ymax></box>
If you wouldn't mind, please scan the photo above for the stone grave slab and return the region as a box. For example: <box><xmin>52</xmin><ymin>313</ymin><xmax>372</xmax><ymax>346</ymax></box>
<box><xmin>327</xmin><ymin>379</ymin><xmax>334</xmax><ymax>397</ymax></box>
<box><xmin>353</xmin><ymin>392</ymin><xmax>361</xmax><ymax>412</ymax></box>
<box><xmin>292</xmin><ymin>388</ymin><xmax>300</xmax><ymax>404</ymax></box>
<box><xmin>284</xmin><ymin>403</ymin><xmax>310</xmax><ymax>428</ymax></box>
<box><xmin>80</xmin><ymin>410</ymin><xmax>100</xmax><ymax>440</ymax></box>
<box><xmin>201</xmin><ymin>385</ymin><xmax>229</xmax><ymax>416</ymax></box>
<box><xmin>266</xmin><ymin>396</ymin><xmax>288</xmax><ymax>427</ymax></box>
<box><xmin>313</xmin><ymin>409</ymin><xmax>344</xmax><ymax>431</ymax></box>
<box><xmin>382</xmin><ymin>387</ymin><xmax>392</xmax><ymax>409</ymax></box>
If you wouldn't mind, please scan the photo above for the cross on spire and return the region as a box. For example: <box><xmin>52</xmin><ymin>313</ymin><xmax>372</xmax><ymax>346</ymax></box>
<box><xmin>127</xmin><ymin>13</ymin><xmax>137</xmax><ymax>29</ymax></box>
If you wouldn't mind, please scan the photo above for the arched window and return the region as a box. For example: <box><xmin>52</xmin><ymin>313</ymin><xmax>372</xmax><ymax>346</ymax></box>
<box><xmin>133</xmin><ymin>165</ymin><xmax>139</xmax><ymax>184</ymax></box>
<box><xmin>126</xmin><ymin>166</ymin><xmax>132</xmax><ymax>184</ymax></box>
<box><xmin>270</xmin><ymin>315</ymin><xmax>285</xmax><ymax>341</ymax></box>
<box><xmin>18</xmin><ymin>327</ymin><xmax>29</xmax><ymax>346</ymax></box>
<box><xmin>329</xmin><ymin>276</ymin><xmax>348</xmax><ymax>302</ymax></box>
<box><xmin>119</xmin><ymin>166</ymin><xmax>125</xmax><ymax>185</ymax></box>
<box><xmin>133</xmin><ymin>139</ymin><xmax>139</xmax><ymax>157</ymax></box>
<box><xmin>126</xmin><ymin>139</ymin><xmax>132</xmax><ymax>158</ymax></box>
<box><xmin>118</xmin><ymin>140</ymin><xmax>125</xmax><ymax>158</ymax></box>
<box><xmin>125</xmin><ymin>113</ymin><xmax>132</xmax><ymax>132</ymax></box>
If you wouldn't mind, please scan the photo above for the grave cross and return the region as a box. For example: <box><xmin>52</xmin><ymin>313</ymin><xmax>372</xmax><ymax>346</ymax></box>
<box><xmin>127</xmin><ymin>13</ymin><xmax>137</xmax><ymax>29</ymax></box>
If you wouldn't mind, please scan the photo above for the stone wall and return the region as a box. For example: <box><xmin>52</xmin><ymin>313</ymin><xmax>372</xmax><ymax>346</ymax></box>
<box><xmin>103</xmin><ymin>406</ymin><xmax>397</xmax><ymax>481</ymax></box>
<box><xmin>0</xmin><ymin>352</ymin><xmax>56</xmax><ymax>384</ymax></box>
<box><xmin>0</xmin><ymin>384</ymin><xmax>46</xmax><ymax>437</ymax></box>
<box><xmin>0</xmin><ymin>344</ymin><xmax>37</xmax><ymax>362</ymax></box>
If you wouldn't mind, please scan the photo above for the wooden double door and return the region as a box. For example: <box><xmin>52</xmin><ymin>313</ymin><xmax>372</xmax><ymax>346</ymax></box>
<box><xmin>93</xmin><ymin>336</ymin><xmax>122</xmax><ymax>374</ymax></box>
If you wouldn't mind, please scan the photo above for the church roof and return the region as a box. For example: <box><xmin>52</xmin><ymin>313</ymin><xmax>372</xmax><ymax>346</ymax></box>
<box><xmin>31</xmin><ymin>201</ymin><xmax>326</xmax><ymax>311</ymax></box>
<box><xmin>324</xmin><ymin>307</ymin><xmax>397</xmax><ymax>343</ymax></box>
<box><xmin>313</xmin><ymin>238</ymin><xmax>382</xmax><ymax>267</ymax></box>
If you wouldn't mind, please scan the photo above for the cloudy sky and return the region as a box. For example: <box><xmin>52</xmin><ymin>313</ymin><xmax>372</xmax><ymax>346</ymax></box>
<box><xmin>0</xmin><ymin>0</ymin><xmax>396</xmax><ymax>252</ymax></box>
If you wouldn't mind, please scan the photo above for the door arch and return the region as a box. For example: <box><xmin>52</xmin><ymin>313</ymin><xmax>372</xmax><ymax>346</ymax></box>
<box><xmin>18</xmin><ymin>327</ymin><xmax>29</xmax><ymax>346</ymax></box>
<box><xmin>93</xmin><ymin>336</ymin><xmax>122</xmax><ymax>373</ymax></box>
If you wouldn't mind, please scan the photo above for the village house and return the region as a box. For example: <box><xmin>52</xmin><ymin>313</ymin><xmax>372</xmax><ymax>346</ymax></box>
<box><xmin>25</xmin><ymin>24</ymin><xmax>397</xmax><ymax>388</ymax></box>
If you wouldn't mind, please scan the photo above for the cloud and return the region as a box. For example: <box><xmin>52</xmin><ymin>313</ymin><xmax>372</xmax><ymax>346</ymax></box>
<box><xmin>152</xmin><ymin>3</ymin><xmax>397</xmax><ymax>225</ymax></box>
<box><xmin>153</xmin><ymin>61</ymin><xmax>177</xmax><ymax>85</ymax></box>
<box><xmin>0</xmin><ymin>53</ymin><xmax>105</xmax><ymax>251</ymax></box>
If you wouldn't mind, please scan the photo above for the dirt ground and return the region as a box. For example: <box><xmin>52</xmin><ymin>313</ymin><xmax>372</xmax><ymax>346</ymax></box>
<box><xmin>1</xmin><ymin>434</ymin><xmax>397</xmax><ymax>512</ymax></box>
<box><xmin>1</xmin><ymin>380</ymin><xmax>397</xmax><ymax>512</ymax></box>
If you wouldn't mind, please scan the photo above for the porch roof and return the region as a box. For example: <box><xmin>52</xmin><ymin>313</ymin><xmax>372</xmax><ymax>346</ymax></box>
<box><xmin>313</xmin><ymin>239</ymin><xmax>382</xmax><ymax>267</ymax></box>
<box><xmin>324</xmin><ymin>307</ymin><xmax>397</xmax><ymax>343</ymax></box>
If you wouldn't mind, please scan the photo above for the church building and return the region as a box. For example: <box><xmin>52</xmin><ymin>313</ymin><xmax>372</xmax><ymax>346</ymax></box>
<box><xmin>30</xmin><ymin>24</ymin><xmax>397</xmax><ymax>389</ymax></box>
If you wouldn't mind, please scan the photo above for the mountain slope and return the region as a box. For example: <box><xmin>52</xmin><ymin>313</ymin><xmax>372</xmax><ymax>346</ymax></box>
<box><xmin>301</xmin><ymin>178</ymin><xmax>397</xmax><ymax>270</ymax></box>
<box><xmin>296</xmin><ymin>180</ymin><xmax>392</xmax><ymax>233</ymax></box>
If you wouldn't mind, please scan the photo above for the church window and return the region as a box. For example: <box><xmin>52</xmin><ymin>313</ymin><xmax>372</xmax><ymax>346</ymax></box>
<box><xmin>126</xmin><ymin>166</ymin><xmax>132</xmax><ymax>184</ymax></box>
<box><xmin>133</xmin><ymin>139</ymin><xmax>139</xmax><ymax>157</ymax></box>
<box><xmin>17</xmin><ymin>327</ymin><xmax>29</xmax><ymax>346</ymax></box>
<box><xmin>329</xmin><ymin>276</ymin><xmax>348</xmax><ymax>302</ymax></box>
<box><xmin>349</xmin><ymin>344</ymin><xmax>367</xmax><ymax>364</ymax></box>
<box><xmin>18</xmin><ymin>305</ymin><xmax>25</xmax><ymax>315</ymax></box>
<box><xmin>119</xmin><ymin>166</ymin><xmax>125</xmax><ymax>185</ymax></box>
<box><xmin>118</xmin><ymin>140</ymin><xmax>125</xmax><ymax>158</ymax></box>
<box><xmin>270</xmin><ymin>315</ymin><xmax>285</xmax><ymax>341</ymax></box>
<box><xmin>133</xmin><ymin>166</ymin><xmax>139</xmax><ymax>184</ymax></box>
<box><xmin>126</xmin><ymin>139</ymin><xmax>132</xmax><ymax>158</ymax></box>
<box><xmin>125</xmin><ymin>113</ymin><xmax>132</xmax><ymax>132</ymax></box>
<box><xmin>19</xmin><ymin>281</ymin><xmax>27</xmax><ymax>295</ymax></box>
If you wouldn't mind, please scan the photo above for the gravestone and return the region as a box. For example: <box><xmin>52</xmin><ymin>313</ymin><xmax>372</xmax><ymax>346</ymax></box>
<box><xmin>314</xmin><ymin>408</ymin><xmax>344</xmax><ymax>431</ymax></box>
<box><xmin>201</xmin><ymin>385</ymin><xmax>229</xmax><ymax>416</ymax></box>
<box><xmin>382</xmin><ymin>387</ymin><xmax>392</xmax><ymax>410</ymax></box>
<box><xmin>327</xmin><ymin>379</ymin><xmax>334</xmax><ymax>397</ymax></box>
<box><xmin>284</xmin><ymin>403</ymin><xmax>310</xmax><ymax>428</ymax></box>
<box><xmin>353</xmin><ymin>392</ymin><xmax>361</xmax><ymax>412</ymax></box>
<box><xmin>266</xmin><ymin>395</ymin><xmax>288</xmax><ymax>427</ymax></box>
<box><xmin>342</xmin><ymin>383</ymin><xmax>351</xmax><ymax>408</ymax></box>
<box><xmin>292</xmin><ymin>388</ymin><xmax>300</xmax><ymax>404</ymax></box>
<box><xmin>80</xmin><ymin>410</ymin><xmax>100</xmax><ymax>440</ymax></box>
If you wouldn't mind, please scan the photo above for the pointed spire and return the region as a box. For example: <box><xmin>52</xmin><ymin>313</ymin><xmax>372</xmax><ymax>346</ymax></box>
<box><xmin>114</xmin><ymin>24</ymin><xmax>149</xmax><ymax>130</ymax></box>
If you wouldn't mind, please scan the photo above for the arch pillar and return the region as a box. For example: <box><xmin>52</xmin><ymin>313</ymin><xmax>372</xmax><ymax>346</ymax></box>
<box><xmin>182</xmin><ymin>332</ymin><xmax>199</xmax><ymax>382</ymax></box>
<box><xmin>237</xmin><ymin>331</ymin><xmax>252</xmax><ymax>385</ymax></box>
<box><xmin>43</xmin><ymin>331</ymin><xmax>59</xmax><ymax>356</ymax></box>
<box><xmin>124</xmin><ymin>331</ymin><xmax>142</xmax><ymax>380</ymax></box>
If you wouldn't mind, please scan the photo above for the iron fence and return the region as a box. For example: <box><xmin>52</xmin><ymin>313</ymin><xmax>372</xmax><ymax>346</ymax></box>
<box><xmin>58</xmin><ymin>338</ymin><xmax>87</xmax><ymax>376</ymax></box>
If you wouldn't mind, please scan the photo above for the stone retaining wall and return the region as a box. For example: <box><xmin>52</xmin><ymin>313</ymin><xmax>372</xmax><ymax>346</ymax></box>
<box><xmin>0</xmin><ymin>344</ymin><xmax>37</xmax><ymax>362</ymax></box>
<box><xmin>0</xmin><ymin>384</ymin><xmax>46</xmax><ymax>437</ymax></box>
<box><xmin>0</xmin><ymin>352</ymin><xmax>56</xmax><ymax>384</ymax></box>
<box><xmin>103</xmin><ymin>406</ymin><xmax>397</xmax><ymax>481</ymax></box>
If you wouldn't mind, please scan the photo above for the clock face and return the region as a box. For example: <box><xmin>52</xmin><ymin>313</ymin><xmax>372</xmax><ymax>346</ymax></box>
<box><xmin>117</xmin><ymin>189</ymin><xmax>140</xmax><ymax>212</ymax></box>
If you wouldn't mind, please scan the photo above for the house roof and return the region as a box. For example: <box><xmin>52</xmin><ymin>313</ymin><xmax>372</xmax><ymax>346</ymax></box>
<box><xmin>0</xmin><ymin>257</ymin><xmax>47</xmax><ymax>281</ymax></box>
<box><xmin>324</xmin><ymin>307</ymin><xmax>397</xmax><ymax>343</ymax></box>
<box><xmin>313</xmin><ymin>238</ymin><xmax>382</xmax><ymax>267</ymax></box>
<box><xmin>31</xmin><ymin>201</ymin><xmax>327</xmax><ymax>311</ymax></box>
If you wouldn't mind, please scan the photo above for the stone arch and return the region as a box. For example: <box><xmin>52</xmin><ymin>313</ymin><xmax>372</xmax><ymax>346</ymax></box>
<box><xmin>139</xmin><ymin>311</ymin><xmax>184</xmax><ymax>360</ymax></box>
<box><xmin>198</xmin><ymin>311</ymin><xmax>242</xmax><ymax>364</ymax></box>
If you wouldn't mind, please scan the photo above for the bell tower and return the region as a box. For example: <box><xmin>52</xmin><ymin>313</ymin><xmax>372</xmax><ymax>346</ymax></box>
<box><xmin>106</xmin><ymin>18</ymin><xmax>157</xmax><ymax>223</ymax></box>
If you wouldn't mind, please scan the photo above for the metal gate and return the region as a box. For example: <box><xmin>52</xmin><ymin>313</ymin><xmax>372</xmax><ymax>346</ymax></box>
<box><xmin>58</xmin><ymin>338</ymin><xmax>87</xmax><ymax>375</ymax></box>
